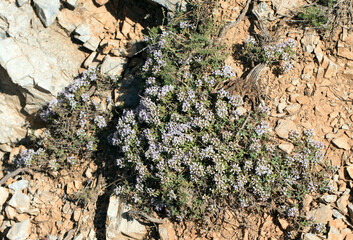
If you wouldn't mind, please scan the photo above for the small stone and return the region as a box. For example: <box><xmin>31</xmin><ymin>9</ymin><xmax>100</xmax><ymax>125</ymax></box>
<box><xmin>66</xmin><ymin>0</ymin><xmax>77</xmax><ymax>8</ymax></box>
<box><xmin>275</xmin><ymin>119</ymin><xmax>297</xmax><ymax>139</ymax></box>
<box><xmin>6</xmin><ymin>219</ymin><xmax>31</xmax><ymax>240</ymax></box>
<box><xmin>333</xmin><ymin>209</ymin><xmax>345</xmax><ymax>219</ymax></box>
<box><xmin>159</xmin><ymin>220</ymin><xmax>175</xmax><ymax>240</ymax></box>
<box><xmin>8</xmin><ymin>192</ymin><xmax>30</xmax><ymax>213</ymax></box>
<box><xmin>9</xmin><ymin>180</ymin><xmax>29</xmax><ymax>191</ymax></box>
<box><xmin>329</xmin><ymin>219</ymin><xmax>346</xmax><ymax>229</ymax></box>
<box><xmin>62</xmin><ymin>202</ymin><xmax>70</xmax><ymax>214</ymax></box>
<box><xmin>74</xmin><ymin>233</ymin><xmax>83</xmax><ymax>240</ymax></box>
<box><xmin>95</xmin><ymin>0</ymin><xmax>109</xmax><ymax>5</ymax></box>
<box><xmin>346</xmin><ymin>165</ymin><xmax>353</xmax><ymax>179</ymax></box>
<box><xmin>278</xmin><ymin>218</ymin><xmax>289</xmax><ymax>230</ymax></box>
<box><xmin>83</xmin><ymin>52</ymin><xmax>97</xmax><ymax>69</ymax></box>
<box><xmin>75</xmin><ymin>24</ymin><xmax>91</xmax><ymax>36</ymax></box>
<box><xmin>278</xmin><ymin>143</ymin><xmax>294</xmax><ymax>154</ymax></box>
<box><xmin>85</xmin><ymin>168</ymin><xmax>93</xmax><ymax>178</ymax></box>
<box><xmin>5</xmin><ymin>206</ymin><xmax>18</xmax><ymax>219</ymax></box>
<box><xmin>337</xmin><ymin>194</ymin><xmax>350</xmax><ymax>214</ymax></box>
<box><xmin>327</xmin><ymin>226</ymin><xmax>342</xmax><ymax>240</ymax></box>
<box><xmin>83</xmin><ymin>36</ymin><xmax>101</xmax><ymax>52</ymax></box>
<box><xmin>33</xmin><ymin>0</ymin><xmax>61</xmax><ymax>28</ymax></box>
<box><xmin>332</xmin><ymin>137</ymin><xmax>351</xmax><ymax>150</ymax></box>
<box><xmin>277</xmin><ymin>102</ymin><xmax>286</xmax><ymax>113</ymax></box>
<box><xmin>16</xmin><ymin>0</ymin><xmax>28</xmax><ymax>7</ymax></box>
<box><xmin>303</xmin><ymin>233</ymin><xmax>321</xmax><ymax>240</ymax></box>
<box><xmin>321</xmin><ymin>194</ymin><xmax>338</xmax><ymax>203</ymax></box>
<box><xmin>73</xmin><ymin>209</ymin><xmax>81</xmax><ymax>221</ymax></box>
<box><xmin>15</xmin><ymin>214</ymin><xmax>29</xmax><ymax>222</ymax></box>
<box><xmin>348</xmin><ymin>203</ymin><xmax>353</xmax><ymax>222</ymax></box>
<box><xmin>325</xmin><ymin>61</ymin><xmax>338</xmax><ymax>79</ymax></box>
<box><xmin>303</xmin><ymin>194</ymin><xmax>313</xmax><ymax>212</ymax></box>
<box><xmin>0</xmin><ymin>187</ymin><xmax>9</xmax><ymax>206</ymax></box>
<box><xmin>285</xmin><ymin>103</ymin><xmax>301</xmax><ymax>115</ymax></box>
<box><xmin>100</xmin><ymin>56</ymin><xmax>128</xmax><ymax>77</ymax></box>
<box><xmin>307</xmin><ymin>204</ymin><xmax>332</xmax><ymax>224</ymax></box>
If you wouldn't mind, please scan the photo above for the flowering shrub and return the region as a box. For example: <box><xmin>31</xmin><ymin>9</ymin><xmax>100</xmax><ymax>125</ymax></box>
<box><xmin>16</xmin><ymin>67</ymin><xmax>116</xmax><ymax>169</ymax></box>
<box><xmin>242</xmin><ymin>36</ymin><xmax>297</xmax><ymax>72</ymax></box>
<box><xmin>110</xmin><ymin>6</ymin><xmax>332</xmax><ymax>234</ymax></box>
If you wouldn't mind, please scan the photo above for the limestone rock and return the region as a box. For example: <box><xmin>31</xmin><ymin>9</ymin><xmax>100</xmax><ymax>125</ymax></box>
<box><xmin>272</xmin><ymin>0</ymin><xmax>304</xmax><ymax>16</ymax></box>
<box><xmin>57</xmin><ymin>9</ymin><xmax>83</xmax><ymax>33</ymax></box>
<box><xmin>8</xmin><ymin>192</ymin><xmax>30</xmax><ymax>213</ymax></box>
<box><xmin>33</xmin><ymin>0</ymin><xmax>61</xmax><ymax>28</ymax></box>
<box><xmin>337</xmin><ymin>194</ymin><xmax>349</xmax><ymax>214</ymax></box>
<box><xmin>278</xmin><ymin>143</ymin><xmax>294</xmax><ymax>154</ymax></box>
<box><xmin>301</xmin><ymin>32</ymin><xmax>319</xmax><ymax>53</ymax></box>
<box><xmin>83</xmin><ymin>36</ymin><xmax>101</xmax><ymax>52</ymax></box>
<box><xmin>159</xmin><ymin>220</ymin><xmax>175</xmax><ymax>240</ymax></box>
<box><xmin>9</xmin><ymin>180</ymin><xmax>29</xmax><ymax>191</ymax></box>
<box><xmin>95</xmin><ymin>0</ymin><xmax>109</xmax><ymax>5</ymax></box>
<box><xmin>253</xmin><ymin>2</ymin><xmax>274</xmax><ymax>19</ymax></box>
<box><xmin>324</xmin><ymin>61</ymin><xmax>338</xmax><ymax>79</ymax></box>
<box><xmin>106</xmin><ymin>195</ymin><xmax>147</xmax><ymax>240</ymax></box>
<box><xmin>275</xmin><ymin>119</ymin><xmax>297</xmax><ymax>139</ymax></box>
<box><xmin>303</xmin><ymin>233</ymin><xmax>321</xmax><ymax>240</ymax></box>
<box><xmin>327</xmin><ymin>226</ymin><xmax>343</xmax><ymax>240</ymax></box>
<box><xmin>285</xmin><ymin>103</ymin><xmax>301</xmax><ymax>115</ymax></box>
<box><xmin>332</xmin><ymin>136</ymin><xmax>351</xmax><ymax>150</ymax></box>
<box><xmin>307</xmin><ymin>204</ymin><xmax>332</xmax><ymax>224</ymax></box>
<box><xmin>16</xmin><ymin>0</ymin><xmax>28</xmax><ymax>7</ymax></box>
<box><xmin>348</xmin><ymin>203</ymin><xmax>353</xmax><ymax>222</ymax></box>
<box><xmin>346</xmin><ymin>165</ymin><xmax>353</xmax><ymax>180</ymax></box>
<box><xmin>66</xmin><ymin>0</ymin><xmax>78</xmax><ymax>8</ymax></box>
<box><xmin>0</xmin><ymin>187</ymin><xmax>9</xmax><ymax>206</ymax></box>
<box><xmin>6</xmin><ymin>218</ymin><xmax>31</xmax><ymax>240</ymax></box>
<box><xmin>101</xmin><ymin>56</ymin><xmax>128</xmax><ymax>77</ymax></box>
<box><xmin>321</xmin><ymin>194</ymin><xmax>337</xmax><ymax>203</ymax></box>
<box><xmin>74</xmin><ymin>24</ymin><xmax>92</xmax><ymax>43</ymax></box>
<box><xmin>150</xmin><ymin>0</ymin><xmax>187</xmax><ymax>12</ymax></box>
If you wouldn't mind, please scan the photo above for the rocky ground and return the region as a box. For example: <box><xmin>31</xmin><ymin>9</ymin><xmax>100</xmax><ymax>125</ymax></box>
<box><xmin>0</xmin><ymin>0</ymin><xmax>353</xmax><ymax>239</ymax></box>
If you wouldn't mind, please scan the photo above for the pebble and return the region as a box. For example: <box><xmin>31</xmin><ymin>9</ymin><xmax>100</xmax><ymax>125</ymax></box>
<box><xmin>285</xmin><ymin>103</ymin><xmax>301</xmax><ymax>114</ymax></box>
<box><xmin>337</xmin><ymin>194</ymin><xmax>350</xmax><ymax>214</ymax></box>
<box><xmin>327</xmin><ymin>226</ymin><xmax>341</xmax><ymax>240</ymax></box>
<box><xmin>6</xmin><ymin>219</ymin><xmax>31</xmax><ymax>240</ymax></box>
<box><xmin>332</xmin><ymin>136</ymin><xmax>351</xmax><ymax>150</ymax></box>
<box><xmin>8</xmin><ymin>191</ymin><xmax>30</xmax><ymax>213</ymax></box>
<box><xmin>9</xmin><ymin>180</ymin><xmax>29</xmax><ymax>191</ymax></box>
<box><xmin>307</xmin><ymin>204</ymin><xmax>332</xmax><ymax>224</ymax></box>
<box><xmin>0</xmin><ymin>187</ymin><xmax>9</xmax><ymax>206</ymax></box>
<box><xmin>346</xmin><ymin>165</ymin><xmax>353</xmax><ymax>179</ymax></box>
<box><xmin>278</xmin><ymin>143</ymin><xmax>294</xmax><ymax>154</ymax></box>
<box><xmin>274</xmin><ymin>119</ymin><xmax>297</xmax><ymax>139</ymax></box>
<box><xmin>321</xmin><ymin>194</ymin><xmax>338</xmax><ymax>203</ymax></box>
<box><xmin>277</xmin><ymin>102</ymin><xmax>286</xmax><ymax>113</ymax></box>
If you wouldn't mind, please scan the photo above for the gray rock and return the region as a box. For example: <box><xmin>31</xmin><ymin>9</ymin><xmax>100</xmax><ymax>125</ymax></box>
<box><xmin>278</xmin><ymin>142</ymin><xmax>294</xmax><ymax>154</ymax></box>
<box><xmin>253</xmin><ymin>2</ymin><xmax>274</xmax><ymax>19</ymax></box>
<box><xmin>275</xmin><ymin>119</ymin><xmax>297</xmax><ymax>139</ymax></box>
<box><xmin>6</xmin><ymin>219</ymin><xmax>31</xmax><ymax>240</ymax></box>
<box><xmin>100</xmin><ymin>56</ymin><xmax>128</xmax><ymax>77</ymax></box>
<box><xmin>333</xmin><ymin>209</ymin><xmax>345</xmax><ymax>219</ymax></box>
<box><xmin>16</xmin><ymin>0</ymin><xmax>28</xmax><ymax>7</ymax></box>
<box><xmin>83</xmin><ymin>36</ymin><xmax>101</xmax><ymax>52</ymax></box>
<box><xmin>33</xmin><ymin>0</ymin><xmax>61</xmax><ymax>28</ymax></box>
<box><xmin>74</xmin><ymin>24</ymin><xmax>91</xmax><ymax>43</ymax></box>
<box><xmin>9</xmin><ymin>180</ymin><xmax>29</xmax><ymax>191</ymax></box>
<box><xmin>151</xmin><ymin>0</ymin><xmax>186</xmax><ymax>12</ymax></box>
<box><xmin>66</xmin><ymin>0</ymin><xmax>77</xmax><ymax>8</ymax></box>
<box><xmin>0</xmin><ymin>187</ymin><xmax>9</xmax><ymax>206</ymax></box>
<box><xmin>106</xmin><ymin>195</ymin><xmax>147</xmax><ymax>240</ymax></box>
<box><xmin>321</xmin><ymin>194</ymin><xmax>337</xmax><ymax>203</ymax></box>
<box><xmin>47</xmin><ymin>235</ymin><xmax>58</xmax><ymax>240</ymax></box>
<box><xmin>8</xmin><ymin>191</ymin><xmax>30</xmax><ymax>213</ymax></box>
<box><xmin>303</xmin><ymin>233</ymin><xmax>320</xmax><ymax>240</ymax></box>
<box><xmin>307</xmin><ymin>204</ymin><xmax>332</xmax><ymax>224</ymax></box>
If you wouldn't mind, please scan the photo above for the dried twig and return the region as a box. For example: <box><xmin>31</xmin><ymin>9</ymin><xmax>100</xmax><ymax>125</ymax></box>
<box><xmin>0</xmin><ymin>168</ymin><xmax>34</xmax><ymax>186</ymax></box>
<box><xmin>127</xmin><ymin>210</ymin><xmax>167</xmax><ymax>224</ymax></box>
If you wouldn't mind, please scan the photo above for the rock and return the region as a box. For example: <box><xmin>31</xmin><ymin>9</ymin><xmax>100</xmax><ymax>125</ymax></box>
<box><xmin>0</xmin><ymin>187</ymin><xmax>9</xmax><ymax>206</ymax></box>
<box><xmin>277</xmin><ymin>101</ymin><xmax>286</xmax><ymax>113</ymax></box>
<box><xmin>272</xmin><ymin>0</ymin><xmax>303</xmax><ymax>16</ymax></box>
<box><xmin>74</xmin><ymin>233</ymin><xmax>83</xmax><ymax>240</ymax></box>
<box><xmin>333</xmin><ymin>209</ymin><xmax>345</xmax><ymax>219</ymax></box>
<box><xmin>254</xmin><ymin>2</ymin><xmax>274</xmax><ymax>19</ymax></box>
<box><xmin>16</xmin><ymin>0</ymin><xmax>28</xmax><ymax>7</ymax></box>
<box><xmin>303</xmin><ymin>194</ymin><xmax>313</xmax><ymax>212</ymax></box>
<box><xmin>150</xmin><ymin>0</ymin><xmax>186</xmax><ymax>12</ymax></box>
<box><xmin>83</xmin><ymin>52</ymin><xmax>97</xmax><ymax>69</ymax></box>
<box><xmin>314</xmin><ymin>45</ymin><xmax>324</xmax><ymax>63</ymax></box>
<box><xmin>0</xmin><ymin>0</ymin><xmax>85</xmax><ymax>144</ymax></box>
<box><xmin>106</xmin><ymin>195</ymin><xmax>147</xmax><ymax>240</ymax></box>
<box><xmin>333</xmin><ymin>137</ymin><xmax>351</xmax><ymax>150</ymax></box>
<box><xmin>337</xmin><ymin>194</ymin><xmax>350</xmax><ymax>214</ymax></box>
<box><xmin>303</xmin><ymin>233</ymin><xmax>321</xmax><ymax>240</ymax></box>
<box><xmin>285</xmin><ymin>103</ymin><xmax>301</xmax><ymax>115</ymax></box>
<box><xmin>346</xmin><ymin>166</ymin><xmax>353</xmax><ymax>179</ymax></box>
<box><xmin>6</xmin><ymin>218</ymin><xmax>31</xmax><ymax>240</ymax></box>
<box><xmin>8</xmin><ymin>191</ymin><xmax>30</xmax><ymax>213</ymax></box>
<box><xmin>9</xmin><ymin>180</ymin><xmax>29</xmax><ymax>191</ymax></box>
<box><xmin>33</xmin><ymin>0</ymin><xmax>61</xmax><ymax>28</ymax></box>
<box><xmin>321</xmin><ymin>194</ymin><xmax>338</xmax><ymax>203</ymax></box>
<box><xmin>57</xmin><ymin>9</ymin><xmax>83</xmax><ymax>33</ymax></box>
<box><xmin>5</xmin><ymin>206</ymin><xmax>18</xmax><ymax>219</ymax></box>
<box><xmin>348</xmin><ymin>203</ymin><xmax>353</xmax><ymax>222</ymax></box>
<box><xmin>74</xmin><ymin>24</ymin><xmax>92</xmax><ymax>43</ymax></box>
<box><xmin>100</xmin><ymin>56</ymin><xmax>128</xmax><ymax>77</ymax></box>
<box><xmin>325</xmin><ymin>61</ymin><xmax>338</xmax><ymax>79</ymax></box>
<box><xmin>66</xmin><ymin>0</ymin><xmax>77</xmax><ymax>8</ymax></box>
<box><xmin>301</xmin><ymin>31</ymin><xmax>319</xmax><ymax>53</ymax></box>
<box><xmin>329</xmin><ymin>219</ymin><xmax>346</xmax><ymax>229</ymax></box>
<box><xmin>95</xmin><ymin>0</ymin><xmax>109</xmax><ymax>5</ymax></box>
<box><xmin>278</xmin><ymin>143</ymin><xmax>294</xmax><ymax>154</ymax></box>
<box><xmin>275</xmin><ymin>119</ymin><xmax>297</xmax><ymax>139</ymax></box>
<box><xmin>307</xmin><ymin>204</ymin><xmax>332</xmax><ymax>224</ymax></box>
<box><xmin>83</xmin><ymin>36</ymin><xmax>101</xmax><ymax>52</ymax></box>
<box><xmin>327</xmin><ymin>226</ymin><xmax>343</xmax><ymax>240</ymax></box>
<box><xmin>277</xmin><ymin>218</ymin><xmax>289</xmax><ymax>230</ymax></box>
<box><xmin>159</xmin><ymin>220</ymin><xmax>175</xmax><ymax>240</ymax></box>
